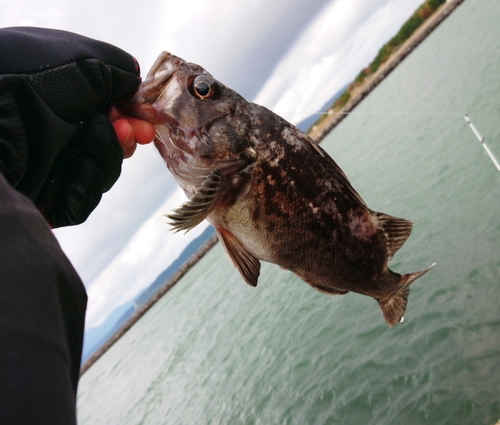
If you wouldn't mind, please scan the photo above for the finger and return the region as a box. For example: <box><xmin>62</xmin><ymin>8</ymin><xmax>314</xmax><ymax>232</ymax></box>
<box><xmin>125</xmin><ymin>117</ymin><xmax>155</xmax><ymax>144</ymax></box>
<box><xmin>112</xmin><ymin>119</ymin><xmax>137</xmax><ymax>158</ymax></box>
<box><xmin>110</xmin><ymin>108</ymin><xmax>155</xmax><ymax>145</ymax></box>
<box><xmin>122</xmin><ymin>142</ymin><xmax>137</xmax><ymax>159</ymax></box>
<box><xmin>112</xmin><ymin>119</ymin><xmax>133</xmax><ymax>145</ymax></box>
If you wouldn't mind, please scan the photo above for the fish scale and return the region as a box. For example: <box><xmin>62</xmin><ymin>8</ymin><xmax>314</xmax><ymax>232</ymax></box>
<box><xmin>124</xmin><ymin>51</ymin><xmax>435</xmax><ymax>327</ymax></box>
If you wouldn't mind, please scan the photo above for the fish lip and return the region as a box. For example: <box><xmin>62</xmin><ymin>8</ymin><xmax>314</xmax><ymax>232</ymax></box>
<box><xmin>138</xmin><ymin>73</ymin><xmax>174</xmax><ymax>106</ymax></box>
<box><xmin>145</xmin><ymin>51</ymin><xmax>176</xmax><ymax>80</ymax></box>
<box><xmin>139</xmin><ymin>51</ymin><xmax>181</xmax><ymax>104</ymax></box>
<box><xmin>138</xmin><ymin>74</ymin><xmax>173</xmax><ymax>104</ymax></box>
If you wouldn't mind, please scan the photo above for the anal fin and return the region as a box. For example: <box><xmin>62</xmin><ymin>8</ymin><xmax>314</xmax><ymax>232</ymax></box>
<box><xmin>310</xmin><ymin>283</ymin><xmax>349</xmax><ymax>297</ymax></box>
<box><xmin>375</xmin><ymin>212</ymin><xmax>413</xmax><ymax>261</ymax></box>
<box><xmin>216</xmin><ymin>228</ymin><xmax>261</xmax><ymax>287</ymax></box>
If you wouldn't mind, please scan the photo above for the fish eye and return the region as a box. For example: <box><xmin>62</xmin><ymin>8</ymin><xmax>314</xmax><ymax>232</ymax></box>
<box><xmin>195</xmin><ymin>82</ymin><xmax>210</xmax><ymax>96</ymax></box>
<box><xmin>190</xmin><ymin>75</ymin><xmax>219</xmax><ymax>100</ymax></box>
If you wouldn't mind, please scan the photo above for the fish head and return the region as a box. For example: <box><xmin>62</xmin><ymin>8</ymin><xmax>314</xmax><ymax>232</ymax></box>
<box><xmin>126</xmin><ymin>52</ymin><xmax>256</xmax><ymax>195</ymax></box>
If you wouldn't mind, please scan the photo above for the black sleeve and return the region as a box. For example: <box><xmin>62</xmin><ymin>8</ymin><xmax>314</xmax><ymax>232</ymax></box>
<box><xmin>0</xmin><ymin>171</ymin><xmax>87</xmax><ymax>424</ymax></box>
<box><xmin>0</xmin><ymin>27</ymin><xmax>141</xmax><ymax>227</ymax></box>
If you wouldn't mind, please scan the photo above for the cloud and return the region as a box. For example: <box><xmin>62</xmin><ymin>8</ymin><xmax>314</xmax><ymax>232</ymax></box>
<box><xmin>84</xmin><ymin>188</ymin><xmax>211</xmax><ymax>328</ymax></box>
<box><xmin>162</xmin><ymin>0</ymin><xmax>334</xmax><ymax>100</ymax></box>
<box><xmin>1</xmin><ymin>0</ymin><xmax>332</xmax><ymax>100</ymax></box>
<box><xmin>253</xmin><ymin>0</ymin><xmax>425</xmax><ymax>123</ymax></box>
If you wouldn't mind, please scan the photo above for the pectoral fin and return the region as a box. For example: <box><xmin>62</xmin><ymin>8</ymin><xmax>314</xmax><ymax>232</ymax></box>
<box><xmin>167</xmin><ymin>168</ymin><xmax>230</xmax><ymax>233</ymax></box>
<box><xmin>216</xmin><ymin>228</ymin><xmax>261</xmax><ymax>287</ymax></box>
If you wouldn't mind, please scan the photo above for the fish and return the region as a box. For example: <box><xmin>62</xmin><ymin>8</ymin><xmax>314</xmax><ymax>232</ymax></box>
<box><xmin>126</xmin><ymin>51</ymin><xmax>435</xmax><ymax>327</ymax></box>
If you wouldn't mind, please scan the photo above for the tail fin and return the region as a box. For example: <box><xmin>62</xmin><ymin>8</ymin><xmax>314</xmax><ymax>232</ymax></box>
<box><xmin>378</xmin><ymin>263</ymin><xmax>436</xmax><ymax>327</ymax></box>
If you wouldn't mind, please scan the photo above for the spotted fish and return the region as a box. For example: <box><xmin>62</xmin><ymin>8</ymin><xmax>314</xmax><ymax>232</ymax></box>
<box><xmin>126</xmin><ymin>52</ymin><xmax>435</xmax><ymax>327</ymax></box>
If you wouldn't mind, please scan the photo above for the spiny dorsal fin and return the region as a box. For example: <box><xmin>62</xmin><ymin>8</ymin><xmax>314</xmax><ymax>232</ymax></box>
<box><xmin>167</xmin><ymin>168</ymin><xmax>230</xmax><ymax>233</ymax></box>
<box><xmin>375</xmin><ymin>212</ymin><xmax>413</xmax><ymax>261</ymax></box>
<box><xmin>216</xmin><ymin>228</ymin><xmax>261</xmax><ymax>287</ymax></box>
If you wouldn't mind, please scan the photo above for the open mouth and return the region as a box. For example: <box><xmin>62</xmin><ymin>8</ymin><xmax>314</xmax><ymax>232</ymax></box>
<box><xmin>139</xmin><ymin>52</ymin><xmax>180</xmax><ymax>104</ymax></box>
<box><xmin>118</xmin><ymin>52</ymin><xmax>181</xmax><ymax>124</ymax></box>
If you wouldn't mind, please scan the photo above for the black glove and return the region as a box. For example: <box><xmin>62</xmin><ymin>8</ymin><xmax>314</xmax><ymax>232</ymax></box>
<box><xmin>0</xmin><ymin>27</ymin><xmax>141</xmax><ymax>227</ymax></box>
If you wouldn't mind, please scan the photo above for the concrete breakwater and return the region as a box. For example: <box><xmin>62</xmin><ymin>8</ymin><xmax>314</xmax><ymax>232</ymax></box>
<box><xmin>309</xmin><ymin>0</ymin><xmax>466</xmax><ymax>143</ymax></box>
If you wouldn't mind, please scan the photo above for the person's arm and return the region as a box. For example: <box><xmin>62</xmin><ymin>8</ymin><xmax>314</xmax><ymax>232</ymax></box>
<box><xmin>0</xmin><ymin>27</ymin><xmax>155</xmax><ymax>227</ymax></box>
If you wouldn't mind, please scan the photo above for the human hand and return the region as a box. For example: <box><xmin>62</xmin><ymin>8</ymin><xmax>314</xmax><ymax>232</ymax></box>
<box><xmin>108</xmin><ymin>107</ymin><xmax>156</xmax><ymax>158</ymax></box>
<box><xmin>0</xmin><ymin>27</ymin><xmax>154</xmax><ymax>227</ymax></box>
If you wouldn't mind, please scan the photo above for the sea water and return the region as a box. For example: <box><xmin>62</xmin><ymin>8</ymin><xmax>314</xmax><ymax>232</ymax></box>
<box><xmin>77</xmin><ymin>1</ymin><xmax>500</xmax><ymax>423</ymax></box>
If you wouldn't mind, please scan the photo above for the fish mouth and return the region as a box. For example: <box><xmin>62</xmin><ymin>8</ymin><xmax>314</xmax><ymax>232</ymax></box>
<box><xmin>139</xmin><ymin>52</ymin><xmax>181</xmax><ymax>104</ymax></box>
<box><xmin>145</xmin><ymin>52</ymin><xmax>179</xmax><ymax>80</ymax></box>
<box><xmin>117</xmin><ymin>52</ymin><xmax>181</xmax><ymax>124</ymax></box>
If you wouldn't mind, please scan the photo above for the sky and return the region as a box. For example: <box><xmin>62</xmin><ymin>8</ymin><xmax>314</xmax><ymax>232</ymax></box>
<box><xmin>1</xmin><ymin>0</ymin><xmax>425</xmax><ymax>329</ymax></box>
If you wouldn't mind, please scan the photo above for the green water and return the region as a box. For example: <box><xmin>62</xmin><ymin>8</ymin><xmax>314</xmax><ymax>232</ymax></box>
<box><xmin>77</xmin><ymin>1</ymin><xmax>500</xmax><ymax>423</ymax></box>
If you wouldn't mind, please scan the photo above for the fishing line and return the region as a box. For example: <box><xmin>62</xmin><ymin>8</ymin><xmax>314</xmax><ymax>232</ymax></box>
<box><xmin>276</xmin><ymin>111</ymin><xmax>463</xmax><ymax>117</ymax></box>
<box><xmin>464</xmin><ymin>114</ymin><xmax>500</xmax><ymax>171</ymax></box>
<box><xmin>278</xmin><ymin>110</ymin><xmax>500</xmax><ymax>172</ymax></box>
<box><xmin>275</xmin><ymin>76</ymin><xmax>319</xmax><ymax>114</ymax></box>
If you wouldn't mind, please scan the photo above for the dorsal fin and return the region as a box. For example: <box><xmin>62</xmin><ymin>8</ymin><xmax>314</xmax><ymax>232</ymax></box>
<box><xmin>375</xmin><ymin>212</ymin><xmax>413</xmax><ymax>261</ymax></box>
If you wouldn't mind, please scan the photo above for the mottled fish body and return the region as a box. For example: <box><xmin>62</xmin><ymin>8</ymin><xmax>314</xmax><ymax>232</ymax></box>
<box><xmin>127</xmin><ymin>52</ymin><xmax>434</xmax><ymax>327</ymax></box>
